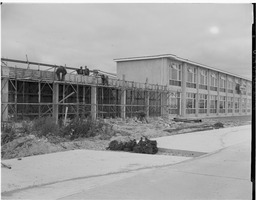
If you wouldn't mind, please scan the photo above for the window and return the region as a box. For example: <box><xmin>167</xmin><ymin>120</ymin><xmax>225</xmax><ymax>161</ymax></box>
<box><xmin>199</xmin><ymin>69</ymin><xmax>208</xmax><ymax>90</ymax></box>
<box><xmin>234</xmin><ymin>79</ymin><xmax>241</xmax><ymax>94</ymax></box>
<box><xmin>168</xmin><ymin>92</ymin><xmax>180</xmax><ymax>114</ymax></box>
<box><xmin>241</xmin><ymin>81</ymin><xmax>247</xmax><ymax>96</ymax></box>
<box><xmin>199</xmin><ymin>94</ymin><xmax>207</xmax><ymax>113</ymax></box>
<box><xmin>210</xmin><ymin>72</ymin><xmax>218</xmax><ymax>91</ymax></box>
<box><xmin>227</xmin><ymin>77</ymin><xmax>233</xmax><ymax>93</ymax></box>
<box><xmin>169</xmin><ymin>63</ymin><xmax>182</xmax><ymax>86</ymax></box>
<box><xmin>242</xmin><ymin>98</ymin><xmax>246</xmax><ymax>113</ymax></box>
<box><xmin>186</xmin><ymin>92</ymin><xmax>196</xmax><ymax>114</ymax></box>
<box><xmin>247</xmin><ymin>84</ymin><xmax>251</xmax><ymax>96</ymax></box>
<box><xmin>210</xmin><ymin>95</ymin><xmax>217</xmax><ymax>113</ymax></box>
<box><xmin>234</xmin><ymin>98</ymin><xmax>240</xmax><ymax>113</ymax></box>
<box><xmin>186</xmin><ymin>67</ymin><xmax>197</xmax><ymax>88</ymax></box>
<box><xmin>227</xmin><ymin>97</ymin><xmax>233</xmax><ymax>113</ymax></box>
<box><xmin>219</xmin><ymin>96</ymin><xmax>226</xmax><ymax>113</ymax></box>
<box><xmin>247</xmin><ymin>99</ymin><xmax>251</xmax><ymax>113</ymax></box>
<box><xmin>219</xmin><ymin>75</ymin><xmax>226</xmax><ymax>93</ymax></box>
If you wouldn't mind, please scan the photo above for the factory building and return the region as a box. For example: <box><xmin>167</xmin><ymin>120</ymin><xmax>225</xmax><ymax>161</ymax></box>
<box><xmin>115</xmin><ymin>54</ymin><xmax>252</xmax><ymax>117</ymax></box>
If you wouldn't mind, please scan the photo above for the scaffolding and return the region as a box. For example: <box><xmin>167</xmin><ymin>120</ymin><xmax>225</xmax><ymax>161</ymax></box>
<box><xmin>1</xmin><ymin>58</ymin><xmax>178</xmax><ymax>122</ymax></box>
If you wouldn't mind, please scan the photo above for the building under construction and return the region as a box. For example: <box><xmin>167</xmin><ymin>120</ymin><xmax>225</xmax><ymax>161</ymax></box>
<box><xmin>1</xmin><ymin>54</ymin><xmax>252</xmax><ymax>123</ymax></box>
<box><xmin>1</xmin><ymin>58</ymin><xmax>169</xmax><ymax>123</ymax></box>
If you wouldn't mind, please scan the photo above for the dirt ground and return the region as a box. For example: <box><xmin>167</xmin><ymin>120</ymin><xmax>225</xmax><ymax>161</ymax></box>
<box><xmin>1</xmin><ymin>115</ymin><xmax>251</xmax><ymax>160</ymax></box>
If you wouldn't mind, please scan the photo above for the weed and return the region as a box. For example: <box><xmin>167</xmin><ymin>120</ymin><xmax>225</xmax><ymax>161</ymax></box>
<box><xmin>32</xmin><ymin>117</ymin><xmax>59</xmax><ymax>137</ymax></box>
<box><xmin>1</xmin><ymin>122</ymin><xmax>17</xmax><ymax>145</ymax></box>
<box><xmin>62</xmin><ymin>117</ymin><xmax>98</xmax><ymax>140</ymax></box>
<box><xmin>21</xmin><ymin>120</ymin><xmax>33</xmax><ymax>134</ymax></box>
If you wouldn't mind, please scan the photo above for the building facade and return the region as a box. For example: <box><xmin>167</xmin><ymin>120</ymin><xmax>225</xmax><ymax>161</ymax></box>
<box><xmin>115</xmin><ymin>54</ymin><xmax>252</xmax><ymax>118</ymax></box>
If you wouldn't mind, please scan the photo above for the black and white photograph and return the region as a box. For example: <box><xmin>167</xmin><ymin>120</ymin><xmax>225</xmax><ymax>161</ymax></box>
<box><xmin>1</xmin><ymin>2</ymin><xmax>254</xmax><ymax>199</ymax></box>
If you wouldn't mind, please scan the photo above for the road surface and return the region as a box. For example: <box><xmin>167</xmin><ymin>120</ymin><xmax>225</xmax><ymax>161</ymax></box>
<box><xmin>2</xmin><ymin>125</ymin><xmax>252</xmax><ymax>199</ymax></box>
<box><xmin>59</xmin><ymin>141</ymin><xmax>252</xmax><ymax>200</ymax></box>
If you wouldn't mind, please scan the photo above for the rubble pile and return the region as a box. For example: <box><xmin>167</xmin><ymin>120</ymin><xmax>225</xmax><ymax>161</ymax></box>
<box><xmin>1</xmin><ymin>135</ymin><xmax>63</xmax><ymax>159</ymax></box>
<box><xmin>107</xmin><ymin>136</ymin><xmax>158</xmax><ymax>154</ymax></box>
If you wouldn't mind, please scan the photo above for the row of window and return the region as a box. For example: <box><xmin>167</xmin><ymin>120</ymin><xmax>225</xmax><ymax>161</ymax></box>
<box><xmin>169</xmin><ymin>63</ymin><xmax>251</xmax><ymax>95</ymax></box>
<box><xmin>185</xmin><ymin>92</ymin><xmax>251</xmax><ymax>114</ymax></box>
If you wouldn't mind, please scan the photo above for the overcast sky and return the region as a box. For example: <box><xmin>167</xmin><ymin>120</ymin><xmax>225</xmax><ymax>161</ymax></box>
<box><xmin>1</xmin><ymin>3</ymin><xmax>253</xmax><ymax>79</ymax></box>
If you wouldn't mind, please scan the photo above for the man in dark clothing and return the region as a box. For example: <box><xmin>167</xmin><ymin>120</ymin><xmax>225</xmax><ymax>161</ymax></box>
<box><xmin>105</xmin><ymin>75</ymin><xmax>109</xmax><ymax>85</ymax></box>
<box><xmin>101</xmin><ymin>74</ymin><xmax>109</xmax><ymax>86</ymax></box>
<box><xmin>56</xmin><ymin>66</ymin><xmax>67</xmax><ymax>81</ymax></box>
<box><xmin>83</xmin><ymin>66</ymin><xmax>90</xmax><ymax>76</ymax></box>
<box><xmin>76</xmin><ymin>66</ymin><xmax>83</xmax><ymax>75</ymax></box>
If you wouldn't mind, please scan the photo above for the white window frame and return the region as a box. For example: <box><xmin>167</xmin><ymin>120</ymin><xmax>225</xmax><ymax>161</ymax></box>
<box><xmin>199</xmin><ymin>69</ymin><xmax>207</xmax><ymax>85</ymax></box>
<box><xmin>210</xmin><ymin>72</ymin><xmax>218</xmax><ymax>87</ymax></box>
<box><xmin>187</xmin><ymin>67</ymin><xmax>197</xmax><ymax>83</ymax></box>
<box><xmin>186</xmin><ymin>92</ymin><xmax>196</xmax><ymax>114</ymax></box>
<box><xmin>169</xmin><ymin>63</ymin><xmax>182</xmax><ymax>81</ymax></box>
<box><xmin>227</xmin><ymin>97</ymin><xmax>233</xmax><ymax>113</ymax></box>
<box><xmin>210</xmin><ymin>95</ymin><xmax>217</xmax><ymax>113</ymax></box>
<box><xmin>219</xmin><ymin>96</ymin><xmax>226</xmax><ymax>113</ymax></box>
<box><xmin>198</xmin><ymin>94</ymin><xmax>207</xmax><ymax>113</ymax></box>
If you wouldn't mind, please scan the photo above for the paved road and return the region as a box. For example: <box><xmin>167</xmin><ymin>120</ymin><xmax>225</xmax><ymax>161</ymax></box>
<box><xmin>2</xmin><ymin>125</ymin><xmax>252</xmax><ymax>199</ymax></box>
<box><xmin>60</xmin><ymin>141</ymin><xmax>252</xmax><ymax>200</ymax></box>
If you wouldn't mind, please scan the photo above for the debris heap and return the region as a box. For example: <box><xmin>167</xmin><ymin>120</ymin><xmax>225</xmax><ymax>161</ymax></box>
<box><xmin>107</xmin><ymin>136</ymin><xmax>158</xmax><ymax>154</ymax></box>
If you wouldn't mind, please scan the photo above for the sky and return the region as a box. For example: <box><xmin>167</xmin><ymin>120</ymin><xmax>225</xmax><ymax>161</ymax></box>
<box><xmin>1</xmin><ymin>3</ymin><xmax>253</xmax><ymax>79</ymax></box>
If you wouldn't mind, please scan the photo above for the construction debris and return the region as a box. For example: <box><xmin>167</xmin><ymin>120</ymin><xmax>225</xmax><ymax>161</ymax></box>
<box><xmin>213</xmin><ymin>122</ymin><xmax>224</xmax><ymax>129</ymax></box>
<box><xmin>107</xmin><ymin>136</ymin><xmax>158</xmax><ymax>154</ymax></box>
<box><xmin>173</xmin><ymin>118</ymin><xmax>202</xmax><ymax>123</ymax></box>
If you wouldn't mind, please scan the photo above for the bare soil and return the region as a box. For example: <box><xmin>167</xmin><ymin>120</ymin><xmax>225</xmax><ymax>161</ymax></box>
<box><xmin>1</xmin><ymin>115</ymin><xmax>251</xmax><ymax>160</ymax></box>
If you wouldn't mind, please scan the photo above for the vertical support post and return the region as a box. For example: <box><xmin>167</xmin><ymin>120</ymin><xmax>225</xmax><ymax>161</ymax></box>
<box><xmin>161</xmin><ymin>91</ymin><xmax>168</xmax><ymax>117</ymax></box>
<box><xmin>225</xmin><ymin>74</ymin><xmax>228</xmax><ymax>115</ymax></box>
<box><xmin>53</xmin><ymin>82</ymin><xmax>59</xmax><ymax>124</ymax></box>
<box><xmin>83</xmin><ymin>85</ymin><xmax>85</xmax><ymax>117</ymax></box>
<box><xmin>62</xmin><ymin>84</ymin><xmax>65</xmax><ymax>118</ymax></box>
<box><xmin>14</xmin><ymin>77</ymin><xmax>17</xmax><ymax>121</ymax></box>
<box><xmin>22</xmin><ymin>81</ymin><xmax>25</xmax><ymax>120</ymax></box>
<box><xmin>76</xmin><ymin>84</ymin><xmax>79</xmax><ymax>118</ymax></box>
<box><xmin>145</xmin><ymin>77</ymin><xmax>149</xmax><ymax>118</ymax></box>
<box><xmin>181</xmin><ymin>63</ymin><xmax>187</xmax><ymax>117</ymax></box>
<box><xmin>38</xmin><ymin>81</ymin><xmax>41</xmax><ymax>117</ymax></box>
<box><xmin>121</xmin><ymin>89</ymin><xmax>126</xmax><ymax>119</ymax></box>
<box><xmin>239</xmin><ymin>78</ymin><xmax>242</xmax><ymax>115</ymax></box>
<box><xmin>121</xmin><ymin>75</ymin><xmax>126</xmax><ymax>119</ymax></box>
<box><xmin>245</xmin><ymin>81</ymin><xmax>248</xmax><ymax>115</ymax></box>
<box><xmin>233</xmin><ymin>77</ymin><xmax>235</xmax><ymax>115</ymax></box>
<box><xmin>207</xmin><ymin>69</ymin><xmax>210</xmax><ymax>116</ymax></box>
<box><xmin>1</xmin><ymin>78</ymin><xmax>9</xmax><ymax>121</ymax></box>
<box><xmin>217</xmin><ymin>72</ymin><xmax>220</xmax><ymax>116</ymax></box>
<box><xmin>195</xmin><ymin>67</ymin><xmax>199</xmax><ymax>117</ymax></box>
<box><xmin>91</xmin><ymin>85</ymin><xmax>97</xmax><ymax>120</ymax></box>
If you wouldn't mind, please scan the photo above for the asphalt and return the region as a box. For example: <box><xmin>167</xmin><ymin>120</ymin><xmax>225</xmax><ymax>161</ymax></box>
<box><xmin>1</xmin><ymin>125</ymin><xmax>251</xmax><ymax>199</ymax></box>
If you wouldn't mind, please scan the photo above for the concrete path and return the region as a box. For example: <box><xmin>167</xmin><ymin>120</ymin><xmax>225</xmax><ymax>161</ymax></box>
<box><xmin>155</xmin><ymin>125</ymin><xmax>251</xmax><ymax>152</ymax></box>
<box><xmin>1</xmin><ymin>150</ymin><xmax>189</xmax><ymax>193</ymax></box>
<box><xmin>60</xmin><ymin>141</ymin><xmax>251</xmax><ymax>200</ymax></box>
<box><xmin>1</xmin><ymin>125</ymin><xmax>251</xmax><ymax>199</ymax></box>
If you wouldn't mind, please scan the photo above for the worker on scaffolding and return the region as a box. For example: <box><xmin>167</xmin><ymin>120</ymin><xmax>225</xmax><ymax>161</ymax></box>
<box><xmin>56</xmin><ymin>65</ymin><xmax>67</xmax><ymax>81</ymax></box>
<box><xmin>76</xmin><ymin>66</ymin><xmax>84</xmax><ymax>75</ymax></box>
<box><xmin>83</xmin><ymin>66</ymin><xmax>90</xmax><ymax>76</ymax></box>
<box><xmin>101</xmin><ymin>74</ymin><xmax>109</xmax><ymax>86</ymax></box>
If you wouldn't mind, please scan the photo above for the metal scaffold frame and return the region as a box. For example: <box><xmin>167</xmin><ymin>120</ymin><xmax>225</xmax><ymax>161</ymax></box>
<box><xmin>1</xmin><ymin>58</ymin><xmax>175</xmax><ymax>122</ymax></box>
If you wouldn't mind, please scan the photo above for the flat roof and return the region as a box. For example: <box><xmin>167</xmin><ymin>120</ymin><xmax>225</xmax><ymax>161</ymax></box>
<box><xmin>114</xmin><ymin>54</ymin><xmax>251</xmax><ymax>82</ymax></box>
